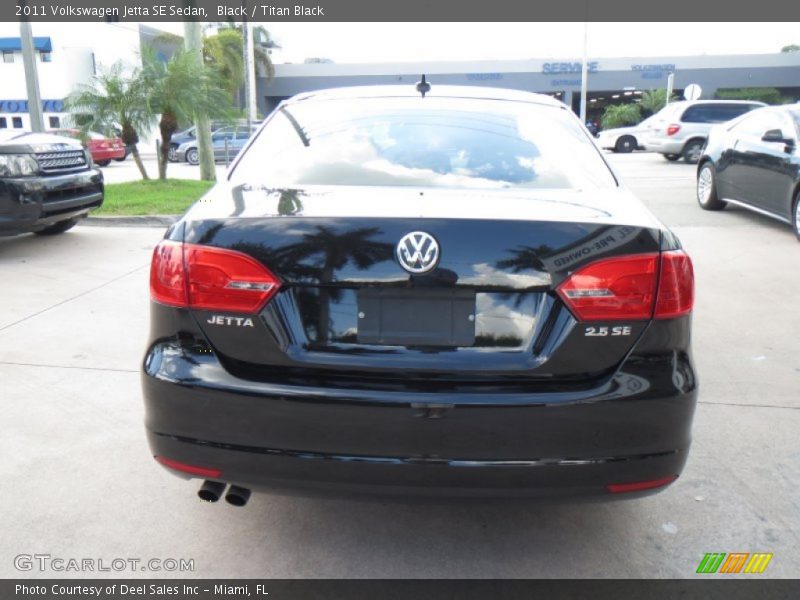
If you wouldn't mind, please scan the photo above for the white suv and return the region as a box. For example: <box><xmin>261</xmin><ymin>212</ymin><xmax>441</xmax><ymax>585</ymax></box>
<box><xmin>643</xmin><ymin>100</ymin><xmax>765</xmax><ymax>163</ymax></box>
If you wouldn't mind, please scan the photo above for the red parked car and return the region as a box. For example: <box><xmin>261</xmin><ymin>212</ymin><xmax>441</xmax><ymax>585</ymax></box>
<box><xmin>49</xmin><ymin>129</ymin><xmax>126</xmax><ymax>166</ymax></box>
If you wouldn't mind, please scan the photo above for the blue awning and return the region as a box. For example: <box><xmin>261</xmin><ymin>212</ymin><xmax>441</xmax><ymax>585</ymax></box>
<box><xmin>0</xmin><ymin>37</ymin><xmax>52</xmax><ymax>53</ymax></box>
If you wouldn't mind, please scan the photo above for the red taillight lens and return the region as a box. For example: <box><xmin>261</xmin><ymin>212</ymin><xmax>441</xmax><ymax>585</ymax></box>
<box><xmin>654</xmin><ymin>251</ymin><xmax>694</xmax><ymax>319</ymax></box>
<box><xmin>155</xmin><ymin>456</ymin><xmax>222</xmax><ymax>479</ymax></box>
<box><xmin>556</xmin><ymin>251</ymin><xmax>694</xmax><ymax>322</ymax></box>
<box><xmin>666</xmin><ymin>124</ymin><xmax>681</xmax><ymax>136</ymax></box>
<box><xmin>185</xmin><ymin>244</ymin><xmax>280</xmax><ymax>312</ymax></box>
<box><xmin>607</xmin><ymin>475</ymin><xmax>677</xmax><ymax>494</ymax></box>
<box><xmin>150</xmin><ymin>240</ymin><xmax>187</xmax><ymax>307</ymax></box>
<box><xmin>556</xmin><ymin>253</ymin><xmax>659</xmax><ymax>321</ymax></box>
<box><xmin>149</xmin><ymin>241</ymin><xmax>280</xmax><ymax>313</ymax></box>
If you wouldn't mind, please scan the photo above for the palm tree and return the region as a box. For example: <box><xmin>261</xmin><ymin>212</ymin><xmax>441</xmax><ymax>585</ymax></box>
<box><xmin>203</xmin><ymin>28</ymin><xmax>245</xmax><ymax>105</ymax></box>
<box><xmin>66</xmin><ymin>62</ymin><xmax>153</xmax><ymax>180</ymax></box>
<box><xmin>203</xmin><ymin>25</ymin><xmax>275</xmax><ymax>110</ymax></box>
<box><xmin>141</xmin><ymin>47</ymin><xmax>235</xmax><ymax>179</ymax></box>
<box><xmin>640</xmin><ymin>89</ymin><xmax>678</xmax><ymax>116</ymax></box>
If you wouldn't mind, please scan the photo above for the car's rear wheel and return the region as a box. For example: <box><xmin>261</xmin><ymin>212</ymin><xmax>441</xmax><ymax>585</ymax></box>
<box><xmin>696</xmin><ymin>163</ymin><xmax>726</xmax><ymax>211</ymax></box>
<box><xmin>168</xmin><ymin>145</ymin><xmax>179</xmax><ymax>162</ymax></box>
<box><xmin>792</xmin><ymin>191</ymin><xmax>800</xmax><ymax>242</ymax></box>
<box><xmin>682</xmin><ymin>140</ymin><xmax>705</xmax><ymax>164</ymax></box>
<box><xmin>96</xmin><ymin>160</ymin><xmax>111</xmax><ymax>167</ymax></box>
<box><xmin>615</xmin><ymin>135</ymin><xmax>637</xmax><ymax>153</ymax></box>
<box><xmin>664</xmin><ymin>153</ymin><xmax>681</xmax><ymax>162</ymax></box>
<box><xmin>34</xmin><ymin>218</ymin><xmax>79</xmax><ymax>236</ymax></box>
<box><xmin>185</xmin><ymin>148</ymin><xmax>199</xmax><ymax>165</ymax></box>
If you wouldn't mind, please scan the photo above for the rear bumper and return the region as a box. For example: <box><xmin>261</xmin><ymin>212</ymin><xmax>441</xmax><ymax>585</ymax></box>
<box><xmin>643</xmin><ymin>137</ymin><xmax>683</xmax><ymax>155</ymax></box>
<box><xmin>142</xmin><ymin>328</ymin><xmax>698</xmax><ymax>500</ymax></box>
<box><xmin>0</xmin><ymin>169</ymin><xmax>104</xmax><ymax>235</ymax></box>
<box><xmin>149</xmin><ymin>430</ymin><xmax>687</xmax><ymax>500</ymax></box>
<box><xmin>91</xmin><ymin>148</ymin><xmax>126</xmax><ymax>162</ymax></box>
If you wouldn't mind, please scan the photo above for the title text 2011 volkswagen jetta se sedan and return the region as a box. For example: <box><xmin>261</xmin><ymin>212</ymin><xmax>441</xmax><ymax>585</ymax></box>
<box><xmin>143</xmin><ymin>85</ymin><xmax>697</xmax><ymax>506</ymax></box>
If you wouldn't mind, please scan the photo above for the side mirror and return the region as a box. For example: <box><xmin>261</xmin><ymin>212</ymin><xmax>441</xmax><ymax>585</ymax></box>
<box><xmin>761</xmin><ymin>129</ymin><xmax>795</xmax><ymax>150</ymax></box>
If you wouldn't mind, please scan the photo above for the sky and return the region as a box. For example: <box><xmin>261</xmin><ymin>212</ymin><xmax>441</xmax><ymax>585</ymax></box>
<box><xmin>261</xmin><ymin>23</ymin><xmax>800</xmax><ymax>63</ymax></box>
<box><xmin>2</xmin><ymin>22</ymin><xmax>798</xmax><ymax>67</ymax></box>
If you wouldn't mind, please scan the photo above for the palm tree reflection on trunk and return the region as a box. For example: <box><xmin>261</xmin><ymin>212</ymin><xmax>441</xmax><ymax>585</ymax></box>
<box><xmin>230</xmin><ymin>226</ymin><xmax>393</xmax><ymax>343</ymax></box>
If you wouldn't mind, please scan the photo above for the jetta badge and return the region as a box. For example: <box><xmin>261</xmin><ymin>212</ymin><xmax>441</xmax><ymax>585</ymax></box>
<box><xmin>396</xmin><ymin>231</ymin><xmax>440</xmax><ymax>274</ymax></box>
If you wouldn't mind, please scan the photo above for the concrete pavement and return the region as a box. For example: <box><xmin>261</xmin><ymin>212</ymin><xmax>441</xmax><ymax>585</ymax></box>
<box><xmin>1</xmin><ymin>152</ymin><xmax>798</xmax><ymax>578</ymax></box>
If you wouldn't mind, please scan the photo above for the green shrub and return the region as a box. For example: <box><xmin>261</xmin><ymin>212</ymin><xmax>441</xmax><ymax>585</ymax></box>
<box><xmin>601</xmin><ymin>104</ymin><xmax>642</xmax><ymax>129</ymax></box>
<box><xmin>715</xmin><ymin>88</ymin><xmax>785</xmax><ymax>105</ymax></box>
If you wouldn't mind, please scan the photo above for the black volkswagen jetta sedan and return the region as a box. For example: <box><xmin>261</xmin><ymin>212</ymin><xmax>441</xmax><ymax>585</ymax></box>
<box><xmin>143</xmin><ymin>85</ymin><xmax>697</xmax><ymax>506</ymax></box>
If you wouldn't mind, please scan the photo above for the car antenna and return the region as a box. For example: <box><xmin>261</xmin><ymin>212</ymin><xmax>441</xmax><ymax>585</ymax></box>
<box><xmin>416</xmin><ymin>75</ymin><xmax>431</xmax><ymax>98</ymax></box>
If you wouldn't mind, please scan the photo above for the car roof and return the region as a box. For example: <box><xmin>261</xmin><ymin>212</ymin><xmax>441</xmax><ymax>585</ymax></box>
<box><xmin>287</xmin><ymin>85</ymin><xmax>567</xmax><ymax>109</ymax></box>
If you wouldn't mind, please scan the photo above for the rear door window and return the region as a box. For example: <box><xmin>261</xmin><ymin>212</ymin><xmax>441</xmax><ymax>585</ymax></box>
<box><xmin>681</xmin><ymin>103</ymin><xmax>759</xmax><ymax>124</ymax></box>
<box><xmin>730</xmin><ymin>110</ymin><xmax>791</xmax><ymax>139</ymax></box>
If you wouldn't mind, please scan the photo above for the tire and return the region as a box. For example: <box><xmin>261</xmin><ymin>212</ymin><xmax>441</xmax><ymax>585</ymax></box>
<box><xmin>34</xmin><ymin>218</ymin><xmax>79</xmax><ymax>236</ymax></box>
<box><xmin>185</xmin><ymin>148</ymin><xmax>199</xmax><ymax>165</ymax></box>
<box><xmin>168</xmin><ymin>145</ymin><xmax>179</xmax><ymax>162</ymax></box>
<box><xmin>792</xmin><ymin>192</ymin><xmax>800</xmax><ymax>242</ymax></box>
<box><xmin>114</xmin><ymin>155</ymin><xmax>126</xmax><ymax>162</ymax></box>
<box><xmin>682</xmin><ymin>139</ymin><xmax>705</xmax><ymax>164</ymax></box>
<box><xmin>615</xmin><ymin>135</ymin><xmax>637</xmax><ymax>153</ymax></box>
<box><xmin>96</xmin><ymin>160</ymin><xmax>111</xmax><ymax>167</ymax></box>
<box><xmin>696</xmin><ymin>162</ymin><xmax>726</xmax><ymax>211</ymax></box>
<box><xmin>664</xmin><ymin>154</ymin><xmax>681</xmax><ymax>162</ymax></box>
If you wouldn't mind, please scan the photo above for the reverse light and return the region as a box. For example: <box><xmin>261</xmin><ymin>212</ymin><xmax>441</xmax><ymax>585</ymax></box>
<box><xmin>666</xmin><ymin>124</ymin><xmax>681</xmax><ymax>136</ymax></box>
<box><xmin>557</xmin><ymin>251</ymin><xmax>694</xmax><ymax>321</ymax></box>
<box><xmin>155</xmin><ymin>456</ymin><xmax>222</xmax><ymax>479</ymax></box>
<box><xmin>607</xmin><ymin>475</ymin><xmax>678</xmax><ymax>494</ymax></box>
<box><xmin>150</xmin><ymin>241</ymin><xmax>281</xmax><ymax>313</ymax></box>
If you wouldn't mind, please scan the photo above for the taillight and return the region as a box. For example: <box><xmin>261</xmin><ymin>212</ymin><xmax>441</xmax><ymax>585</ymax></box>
<box><xmin>654</xmin><ymin>251</ymin><xmax>694</xmax><ymax>319</ymax></box>
<box><xmin>556</xmin><ymin>253</ymin><xmax>659</xmax><ymax>321</ymax></box>
<box><xmin>185</xmin><ymin>244</ymin><xmax>280</xmax><ymax>312</ymax></box>
<box><xmin>150</xmin><ymin>240</ymin><xmax>187</xmax><ymax>307</ymax></box>
<box><xmin>150</xmin><ymin>241</ymin><xmax>280</xmax><ymax>313</ymax></box>
<box><xmin>666</xmin><ymin>124</ymin><xmax>681</xmax><ymax>136</ymax></box>
<box><xmin>556</xmin><ymin>251</ymin><xmax>694</xmax><ymax>321</ymax></box>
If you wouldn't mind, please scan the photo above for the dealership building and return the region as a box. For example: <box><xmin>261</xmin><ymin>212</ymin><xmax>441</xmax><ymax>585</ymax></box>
<box><xmin>259</xmin><ymin>53</ymin><xmax>800</xmax><ymax>120</ymax></box>
<box><xmin>0</xmin><ymin>23</ymin><xmax>150</xmax><ymax>133</ymax></box>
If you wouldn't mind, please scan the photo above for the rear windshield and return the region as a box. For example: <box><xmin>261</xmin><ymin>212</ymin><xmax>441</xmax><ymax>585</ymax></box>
<box><xmin>230</xmin><ymin>97</ymin><xmax>617</xmax><ymax>190</ymax></box>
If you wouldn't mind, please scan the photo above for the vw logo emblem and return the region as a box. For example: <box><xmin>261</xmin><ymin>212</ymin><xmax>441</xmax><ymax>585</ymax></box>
<box><xmin>396</xmin><ymin>231</ymin><xmax>440</xmax><ymax>274</ymax></box>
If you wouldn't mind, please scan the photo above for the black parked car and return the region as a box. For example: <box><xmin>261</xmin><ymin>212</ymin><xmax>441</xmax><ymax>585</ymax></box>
<box><xmin>143</xmin><ymin>85</ymin><xmax>697</xmax><ymax>506</ymax></box>
<box><xmin>697</xmin><ymin>105</ymin><xmax>800</xmax><ymax>240</ymax></box>
<box><xmin>0</xmin><ymin>131</ymin><xmax>104</xmax><ymax>237</ymax></box>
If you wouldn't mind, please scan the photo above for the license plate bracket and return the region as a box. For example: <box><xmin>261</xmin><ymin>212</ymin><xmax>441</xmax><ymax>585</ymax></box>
<box><xmin>357</xmin><ymin>288</ymin><xmax>476</xmax><ymax>347</ymax></box>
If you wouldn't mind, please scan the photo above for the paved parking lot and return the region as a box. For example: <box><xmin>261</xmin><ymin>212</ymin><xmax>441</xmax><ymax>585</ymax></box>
<box><xmin>1</xmin><ymin>152</ymin><xmax>798</xmax><ymax>578</ymax></box>
<box><xmin>97</xmin><ymin>154</ymin><xmax>228</xmax><ymax>184</ymax></box>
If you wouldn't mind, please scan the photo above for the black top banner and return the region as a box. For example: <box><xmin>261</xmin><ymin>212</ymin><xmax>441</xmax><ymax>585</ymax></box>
<box><xmin>5</xmin><ymin>0</ymin><xmax>800</xmax><ymax>22</ymax></box>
